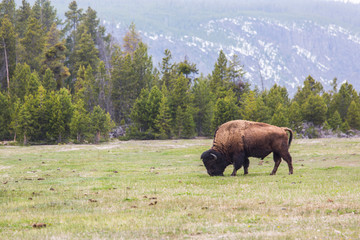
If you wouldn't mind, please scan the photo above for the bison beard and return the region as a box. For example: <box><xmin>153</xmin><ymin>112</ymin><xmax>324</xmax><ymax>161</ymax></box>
<box><xmin>201</xmin><ymin>120</ymin><xmax>293</xmax><ymax>176</ymax></box>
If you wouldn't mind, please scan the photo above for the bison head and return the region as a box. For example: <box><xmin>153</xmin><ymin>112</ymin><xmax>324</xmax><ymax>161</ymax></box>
<box><xmin>201</xmin><ymin>149</ymin><xmax>227</xmax><ymax>176</ymax></box>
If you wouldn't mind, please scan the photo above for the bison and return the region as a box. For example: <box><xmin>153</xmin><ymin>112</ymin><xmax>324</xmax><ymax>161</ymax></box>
<box><xmin>201</xmin><ymin>120</ymin><xmax>293</xmax><ymax>176</ymax></box>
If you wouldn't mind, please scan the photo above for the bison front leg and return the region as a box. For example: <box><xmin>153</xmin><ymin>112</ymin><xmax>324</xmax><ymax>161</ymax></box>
<box><xmin>243</xmin><ymin>157</ymin><xmax>249</xmax><ymax>175</ymax></box>
<box><xmin>231</xmin><ymin>153</ymin><xmax>245</xmax><ymax>176</ymax></box>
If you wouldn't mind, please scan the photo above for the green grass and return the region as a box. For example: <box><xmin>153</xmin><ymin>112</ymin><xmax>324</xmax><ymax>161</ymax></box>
<box><xmin>1</xmin><ymin>138</ymin><xmax>360</xmax><ymax>239</ymax></box>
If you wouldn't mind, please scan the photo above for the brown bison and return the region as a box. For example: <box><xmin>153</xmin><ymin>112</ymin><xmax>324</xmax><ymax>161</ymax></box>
<box><xmin>201</xmin><ymin>120</ymin><xmax>293</xmax><ymax>176</ymax></box>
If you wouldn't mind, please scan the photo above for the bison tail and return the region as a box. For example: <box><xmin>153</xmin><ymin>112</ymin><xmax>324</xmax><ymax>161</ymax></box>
<box><xmin>282</xmin><ymin>127</ymin><xmax>293</xmax><ymax>148</ymax></box>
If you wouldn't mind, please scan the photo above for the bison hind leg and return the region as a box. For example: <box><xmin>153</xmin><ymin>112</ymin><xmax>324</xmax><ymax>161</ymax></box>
<box><xmin>270</xmin><ymin>152</ymin><xmax>282</xmax><ymax>175</ymax></box>
<box><xmin>271</xmin><ymin>151</ymin><xmax>294</xmax><ymax>175</ymax></box>
<box><xmin>281</xmin><ymin>151</ymin><xmax>293</xmax><ymax>175</ymax></box>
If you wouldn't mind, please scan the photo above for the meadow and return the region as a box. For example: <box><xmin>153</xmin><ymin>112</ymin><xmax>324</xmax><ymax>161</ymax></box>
<box><xmin>1</xmin><ymin>138</ymin><xmax>360</xmax><ymax>239</ymax></box>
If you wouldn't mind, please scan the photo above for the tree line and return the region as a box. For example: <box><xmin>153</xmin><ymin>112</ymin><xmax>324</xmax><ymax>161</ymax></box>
<box><xmin>0</xmin><ymin>0</ymin><xmax>359</xmax><ymax>144</ymax></box>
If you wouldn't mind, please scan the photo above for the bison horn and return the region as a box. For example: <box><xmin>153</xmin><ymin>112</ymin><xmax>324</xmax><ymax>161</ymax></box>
<box><xmin>210</xmin><ymin>153</ymin><xmax>217</xmax><ymax>160</ymax></box>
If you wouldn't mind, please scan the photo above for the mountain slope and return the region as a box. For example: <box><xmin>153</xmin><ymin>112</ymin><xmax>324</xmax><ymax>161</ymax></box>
<box><xmin>19</xmin><ymin>0</ymin><xmax>360</xmax><ymax>94</ymax></box>
<box><xmin>140</xmin><ymin>16</ymin><xmax>360</xmax><ymax>93</ymax></box>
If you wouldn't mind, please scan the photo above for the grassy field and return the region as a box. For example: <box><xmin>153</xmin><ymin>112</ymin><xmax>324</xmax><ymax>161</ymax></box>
<box><xmin>1</xmin><ymin>138</ymin><xmax>360</xmax><ymax>239</ymax></box>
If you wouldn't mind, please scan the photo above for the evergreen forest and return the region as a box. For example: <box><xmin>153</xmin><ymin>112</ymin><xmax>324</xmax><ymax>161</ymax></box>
<box><xmin>1</xmin><ymin>0</ymin><xmax>360</xmax><ymax>144</ymax></box>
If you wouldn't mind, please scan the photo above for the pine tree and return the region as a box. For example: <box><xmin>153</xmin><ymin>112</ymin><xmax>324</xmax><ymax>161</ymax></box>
<box><xmin>103</xmin><ymin>112</ymin><xmax>115</xmax><ymax>141</ymax></box>
<box><xmin>70</xmin><ymin>99</ymin><xmax>90</xmax><ymax>142</ymax></box>
<box><xmin>0</xmin><ymin>91</ymin><xmax>11</xmax><ymax>139</ymax></box>
<box><xmin>177</xmin><ymin>56</ymin><xmax>198</xmax><ymax>80</ymax></box>
<box><xmin>128</xmin><ymin>86</ymin><xmax>164</xmax><ymax>140</ymax></box>
<box><xmin>271</xmin><ymin>103</ymin><xmax>289</xmax><ymax>127</ymax></box>
<box><xmin>264</xmin><ymin>84</ymin><xmax>290</xmax><ymax>116</ymax></box>
<box><xmin>340</xmin><ymin>120</ymin><xmax>350</xmax><ymax>133</ymax></box>
<box><xmin>63</xmin><ymin>1</ymin><xmax>83</xmax><ymax>78</ymax></box>
<box><xmin>20</xmin><ymin>16</ymin><xmax>45</xmax><ymax>71</ymax></box>
<box><xmin>176</xmin><ymin>106</ymin><xmax>196</xmax><ymax>138</ymax></box>
<box><xmin>42</xmin><ymin>23</ymin><xmax>70</xmax><ymax>89</ymax></box>
<box><xmin>0</xmin><ymin>0</ymin><xmax>15</xmax><ymax>20</ymax></box>
<box><xmin>331</xmin><ymin>82</ymin><xmax>358</xmax><ymax>121</ymax></box>
<box><xmin>21</xmin><ymin>86</ymin><xmax>48</xmax><ymax>141</ymax></box>
<box><xmin>64</xmin><ymin>1</ymin><xmax>83</xmax><ymax>50</ymax></box>
<box><xmin>31</xmin><ymin>0</ymin><xmax>58</xmax><ymax>32</ymax></box>
<box><xmin>42</xmin><ymin>68</ymin><xmax>56</xmax><ymax>92</ymax></box>
<box><xmin>15</xmin><ymin>0</ymin><xmax>32</xmax><ymax>39</ymax></box>
<box><xmin>212</xmin><ymin>89</ymin><xmax>239</xmax><ymax>129</ymax></box>
<box><xmin>254</xmin><ymin>94</ymin><xmax>271</xmax><ymax>123</ymax></box>
<box><xmin>83</xmin><ymin>65</ymin><xmax>98</xmax><ymax>111</ymax></box>
<box><xmin>132</xmin><ymin>42</ymin><xmax>153</xmax><ymax>93</ymax></box>
<box><xmin>10</xmin><ymin>63</ymin><xmax>31</xmax><ymax>101</ymax></box>
<box><xmin>168</xmin><ymin>74</ymin><xmax>191</xmax><ymax>125</ymax></box>
<box><xmin>82</xmin><ymin>6</ymin><xmax>99</xmax><ymax>43</ymax></box>
<box><xmin>293</xmin><ymin>75</ymin><xmax>323</xmax><ymax>106</ymax></box>
<box><xmin>154</xmin><ymin>93</ymin><xmax>171</xmax><ymax>139</ymax></box>
<box><xmin>240</xmin><ymin>90</ymin><xmax>257</xmax><ymax>121</ymax></box>
<box><xmin>328</xmin><ymin>110</ymin><xmax>342</xmax><ymax>130</ymax></box>
<box><xmin>160</xmin><ymin>49</ymin><xmax>174</xmax><ymax>90</ymax></box>
<box><xmin>288</xmin><ymin>101</ymin><xmax>303</xmax><ymax>132</ymax></box>
<box><xmin>90</xmin><ymin>105</ymin><xmax>111</xmax><ymax>143</ymax></box>
<box><xmin>346</xmin><ymin>100</ymin><xmax>360</xmax><ymax>130</ymax></box>
<box><xmin>146</xmin><ymin>86</ymin><xmax>162</xmax><ymax>131</ymax></box>
<box><xmin>15</xmin><ymin>86</ymin><xmax>48</xmax><ymax>143</ymax></box>
<box><xmin>8</xmin><ymin>98</ymin><xmax>20</xmax><ymax>140</ymax></box>
<box><xmin>123</xmin><ymin>22</ymin><xmax>141</xmax><ymax>55</ymax></box>
<box><xmin>302</xmin><ymin>94</ymin><xmax>327</xmax><ymax>126</ymax></box>
<box><xmin>130</xmin><ymin>88</ymin><xmax>149</xmax><ymax>133</ymax></box>
<box><xmin>192</xmin><ymin>76</ymin><xmax>213</xmax><ymax>136</ymax></box>
<box><xmin>227</xmin><ymin>54</ymin><xmax>245</xmax><ymax>85</ymax></box>
<box><xmin>73</xmin><ymin>65</ymin><xmax>86</xmax><ymax>103</ymax></box>
<box><xmin>27</xmin><ymin>71</ymin><xmax>41</xmax><ymax>96</ymax></box>
<box><xmin>111</xmin><ymin>53</ymin><xmax>135</xmax><ymax>123</ymax></box>
<box><xmin>17</xmin><ymin>95</ymin><xmax>34</xmax><ymax>144</ymax></box>
<box><xmin>47</xmin><ymin>88</ymin><xmax>73</xmax><ymax>142</ymax></box>
<box><xmin>73</xmin><ymin>28</ymin><xmax>99</xmax><ymax>73</ymax></box>
<box><xmin>96</xmin><ymin>61</ymin><xmax>110</xmax><ymax>112</ymax></box>
<box><xmin>210</xmin><ymin>50</ymin><xmax>228</xmax><ymax>96</ymax></box>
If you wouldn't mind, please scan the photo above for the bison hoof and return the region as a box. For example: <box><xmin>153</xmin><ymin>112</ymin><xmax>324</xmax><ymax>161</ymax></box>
<box><xmin>270</xmin><ymin>172</ymin><xmax>276</xmax><ymax>175</ymax></box>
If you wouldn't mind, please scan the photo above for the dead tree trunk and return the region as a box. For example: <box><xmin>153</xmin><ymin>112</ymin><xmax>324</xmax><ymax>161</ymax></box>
<box><xmin>3</xmin><ymin>38</ymin><xmax>10</xmax><ymax>94</ymax></box>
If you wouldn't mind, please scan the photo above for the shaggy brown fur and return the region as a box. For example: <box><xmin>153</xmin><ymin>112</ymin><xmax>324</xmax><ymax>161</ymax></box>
<box><xmin>201</xmin><ymin>120</ymin><xmax>293</xmax><ymax>176</ymax></box>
